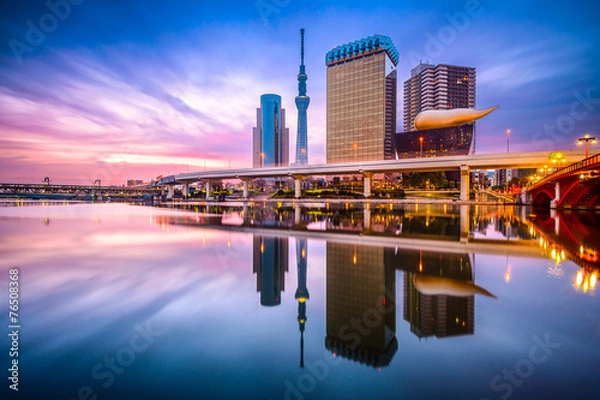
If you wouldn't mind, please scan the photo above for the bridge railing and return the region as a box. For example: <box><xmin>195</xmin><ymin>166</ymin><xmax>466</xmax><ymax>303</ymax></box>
<box><xmin>525</xmin><ymin>153</ymin><xmax>600</xmax><ymax>191</ymax></box>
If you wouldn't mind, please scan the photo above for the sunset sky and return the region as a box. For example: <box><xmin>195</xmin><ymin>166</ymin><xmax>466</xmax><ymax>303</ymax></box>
<box><xmin>1</xmin><ymin>0</ymin><xmax>599</xmax><ymax>184</ymax></box>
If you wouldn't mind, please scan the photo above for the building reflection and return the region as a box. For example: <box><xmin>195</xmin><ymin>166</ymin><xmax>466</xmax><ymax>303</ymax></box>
<box><xmin>325</xmin><ymin>243</ymin><xmax>398</xmax><ymax>368</ymax></box>
<box><xmin>396</xmin><ymin>251</ymin><xmax>475</xmax><ymax>338</ymax></box>
<box><xmin>252</xmin><ymin>236</ymin><xmax>288</xmax><ymax>306</ymax></box>
<box><xmin>152</xmin><ymin>204</ymin><xmax>600</xmax><ymax>366</ymax></box>
<box><xmin>323</xmin><ymin>244</ymin><xmax>494</xmax><ymax>367</ymax></box>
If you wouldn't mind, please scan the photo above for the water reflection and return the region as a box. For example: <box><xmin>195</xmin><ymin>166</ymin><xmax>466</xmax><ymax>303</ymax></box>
<box><xmin>1</xmin><ymin>202</ymin><xmax>599</xmax><ymax>399</ymax></box>
<box><xmin>253</xmin><ymin>236</ymin><xmax>288</xmax><ymax>306</ymax></box>
<box><xmin>325</xmin><ymin>243</ymin><xmax>398</xmax><ymax>368</ymax></box>
<box><xmin>295</xmin><ymin>239</ymin><xmax>309</xmax><ymax>368</ymax></box>
<box><xmin>153</xmin><ymin>202</ymin><xmax>600</xmax><ymax>368</ymax></box>
<box><xmin>159</xmin><ymin>202</ymin><xmax>598</xmax><ymax>271</ymax></box>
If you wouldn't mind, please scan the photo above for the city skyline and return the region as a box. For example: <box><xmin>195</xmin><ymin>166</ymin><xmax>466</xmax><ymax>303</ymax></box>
<box><xmin>1</xmin><ymin>1</ymin><xmax>599</xmax><ymax>184</ymax></box>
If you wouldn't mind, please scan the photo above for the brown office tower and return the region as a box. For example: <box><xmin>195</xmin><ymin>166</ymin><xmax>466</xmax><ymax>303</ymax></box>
<box><xmin>326</xmin><ymin>35</ymin><xmax>399</xmax><ymax>163</ymax></box>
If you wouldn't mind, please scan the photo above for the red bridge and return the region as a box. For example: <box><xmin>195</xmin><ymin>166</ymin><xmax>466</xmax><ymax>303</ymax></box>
<box><xmin>523</xmin><ymin>153</ymin><xmax>600</xmax><ymax>209</ymax></box>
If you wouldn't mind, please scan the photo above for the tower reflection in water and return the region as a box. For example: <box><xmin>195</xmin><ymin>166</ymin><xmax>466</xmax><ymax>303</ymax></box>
<box><xmin>249</xmin><ymin>235</ymin><xmax>495</xmax><ymax>369</ymax></box>
<box><xmin>325</xmin><ymin>243</ymin><xmax>398</xmax><ymax>368</ymax></box>
<box><xmin>253</xmin><ymin>235</ymin><xmax>310</xmax><ymax>367</ymax></box>
<box><xmin>252</xmin><ymin>236</ymin><xmax>288</xmax><ymax>306</ymax></box>
<box><xmin>400</xmin><ymin>251</ymin><xmax>476</xmax><ymax>338</ymax></box>
<box><xmin>295</xmin><ymin>239</ymin><xmax>309</xmax><ymax>367</ymax></box>
<box><xmin>324</xmin><ymin>244</ymin><xmax>496</xmax><ymax>368</ymax></box>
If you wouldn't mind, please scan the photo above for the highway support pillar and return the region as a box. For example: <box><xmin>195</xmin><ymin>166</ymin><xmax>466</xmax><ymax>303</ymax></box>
<box><xmin>242</xmin><ymin>179</ymin><xmax>249</xmax><ymax>199</ymax></box>
<box><xmin>166</xmin><ymin>185</ymin><xmax>174</xmax><ymax>200</ymax></box>
<box><xmin>292</xmin><ymin>175</ymin><xmax>305</xmax><ymax>199</ymax></box>
<box><xmin>363</xmin><ymin>172</ymin><xmax>373</xmax><ymax>198</ymax></box>
<box><xmin>182</xmin><ymin>183</ymin><xmax>189</xmax><ymax>199</ymax></box>
<box><xmin>460</xmin><ymin>165</ymin><xmax>470</xmax><ymax>202</ymax></box>
<box><xmin>205</xmin><ymin>181</ymin><xmax>211</xmax><ymax>200</ymax></box>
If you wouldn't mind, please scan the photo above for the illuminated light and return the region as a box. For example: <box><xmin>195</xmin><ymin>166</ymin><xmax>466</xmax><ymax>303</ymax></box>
<box><xmin>353</xmin><ymin>253</ymin><xmax>357</xmax><ymax>265</ymax></box>
<box><xmin>298</xmin><ymin>298</ymin><xmax>307</xmax><ymax>303</ymax></box>
<box><xmin>419</xmin><ymin>263</ymin><xmax>423</xmax><ymax>272</ymax></box>
<box><xmin>260</xmin><ymin>242</ymin><xmax>264</xmax><ymax>253</ymax></box>
<box><xmin>299</xmin><ymin>319</ymin><xmax>306</xmax><ymax>324</ymax></box>
<box><xmin>580</xmin><ymin>245</ymin><xmax>584</xmax><ymax>255</ymax></box>
<box><xmin>539</xmin><ymin>238</ymin><xmax>544</xmax><ymax>246</ymax></box>
<box><xmin>462</xmin><ymin>321</ymin><xmax>466</xmax><ymax>327</ymax></box>
<box><xmin>582</xmin><ymin>280</ymin><xmax>589</xmax><ymax>293</ymax></box>
<box><xmin>529</xmin><ymin>227</ymin><xmax>534</xmax><ymax>235</ymax></box>
<box><xmin>302</xmin><ymin>249</ymin><xmax>306</xmax><ymax>258</ymax></box>
<box><xmin>382</xmin><ymin>298</ymin><xmax>387</xmax><ymax>305</ymax></box>
<box><xmin>551</xmin><ymin>249</ymin><xmax>557</xmax><ymax>259</ymax></box>
<box><xmin>576</xmin><ymin>271</ymin><xmax>584</xmax><ymax>286</ymax></box>
<box><xmin>590</xmin><ymin>272</ymin><xmax>597</xmax><ymax>289</ymax></box>
<box><xmin>455</xmin><ymin>317</ymin><xmax>459</xmax><ymax>323</ymax></box>
<box><xmin>561</xmin><ymin>250</ymin><xmax>566</xmax><ymax>261</ymax></box>
<box><xmin>505</xmin><ymin>271</ymin><xmax>511</xmax><ymax>283</ymax></box>
<box><xmin>228</xmin><ymin>240</ymin><xmax>231</xmax><ymax>249</ymax></box>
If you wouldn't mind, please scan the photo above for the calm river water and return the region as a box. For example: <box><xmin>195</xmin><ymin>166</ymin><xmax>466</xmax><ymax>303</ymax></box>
<box><xmin>0</xmin><ymin>201</ymin><xmax>598</xmax><ymax>400</ymax></box>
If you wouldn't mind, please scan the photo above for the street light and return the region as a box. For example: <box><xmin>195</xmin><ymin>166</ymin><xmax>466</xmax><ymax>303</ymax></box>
<box><xmin>577</xmin><ymin>134</ymin><xmax>598</xmax><ymax>158</ymax></box>
<box><xmin>506</xmin><ymin>129</ymin><xmax>511</xmax><ymax>153</ymax></box>
<box><xmin>419</xmin><ymin>136</ymin><xmax>424</xmax><ymax>157</ymax></box>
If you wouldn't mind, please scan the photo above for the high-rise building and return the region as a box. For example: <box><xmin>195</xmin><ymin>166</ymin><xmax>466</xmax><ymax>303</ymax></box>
<box><xmin>403</xmin><ymin>63</ymin><xmax>476</xmax><ymax>132</ymax></box>
<box><xmin>325</xmin><ymin>35</ymin><xmax>399</xmax><ymax>163</ymax></box>
<box><xmin>295</xmin><ymin>29</ymin><xmax>309</xmax><ymax>165</ymax></box>
<box><xmin>253</xmin><ymin>94</ymin><xmax>290</xmax><ymax>168</ymax></box>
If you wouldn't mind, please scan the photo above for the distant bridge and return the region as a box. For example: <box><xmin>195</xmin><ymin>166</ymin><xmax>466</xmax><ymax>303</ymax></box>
<box><xmin>521</xmin><ymin>153</ymin><xmax>600</xmax><ymax>209</ymax></box>
<box><xmin>156</xmin><ymin>150</ymin><xmax>588</xmax><ymax>201</ymax></box>
<box><xmin>0</xmin><ymin>183</ymin><xmax>160</xmax><ymax>199</ymax></box>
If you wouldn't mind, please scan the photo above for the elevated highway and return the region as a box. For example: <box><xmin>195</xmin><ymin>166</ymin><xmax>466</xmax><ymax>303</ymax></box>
<box><xmin>158</xmin><ymin>149</ymin><xmax>587</xmax><ymax>201</ymax></box>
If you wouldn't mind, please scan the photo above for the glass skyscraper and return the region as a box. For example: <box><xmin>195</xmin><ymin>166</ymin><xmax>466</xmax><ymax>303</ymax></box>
<box><xmin>325</xmin><ymin>35</ymin><xmax>399</xmax><ymax>163</ymax></box>
<box><xmin>253</xmin><ymin>94</ymin><xmax>289</xmax><ymax>168</ymax></box>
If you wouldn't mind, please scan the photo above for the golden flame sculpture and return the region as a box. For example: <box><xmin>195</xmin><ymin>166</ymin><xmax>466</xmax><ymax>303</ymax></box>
<box><xmin>413</xmin><ymin>274</ymin><xmax>497</xmax><ymax>298</ymax></box>
<box><xmin>414</xmin><ymin>106</ymin><xmax>499</xmax><ymax>130</ymax></box>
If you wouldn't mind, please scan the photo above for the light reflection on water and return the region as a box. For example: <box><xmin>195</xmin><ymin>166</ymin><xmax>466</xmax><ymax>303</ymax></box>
<box><xmin>0</xmin><ymin>202</ymin><xmax>598</xmax><ymax>400</ymax></box>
